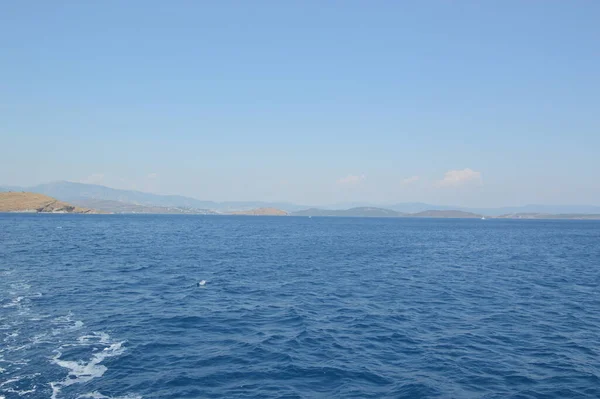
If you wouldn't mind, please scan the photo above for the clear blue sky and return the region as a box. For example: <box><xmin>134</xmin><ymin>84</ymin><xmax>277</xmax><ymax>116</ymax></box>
<box><xmin>2</xmin><ymin>1</ymin><xmax>599</xmax><ymax>206</ymax></box>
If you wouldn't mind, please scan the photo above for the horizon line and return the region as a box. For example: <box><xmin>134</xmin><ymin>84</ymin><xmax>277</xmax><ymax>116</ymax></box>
<box><xmin>1</xmin><ymin>180</ymin><xmax>599</xmax><ymax>209</ymax></box>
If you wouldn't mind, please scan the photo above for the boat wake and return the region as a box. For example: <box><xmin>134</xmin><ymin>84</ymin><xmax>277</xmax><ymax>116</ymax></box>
<box><xmin>50</xmin><ymin>335</ymin><xmax>126</xmax><ymax>399</ymax></box>
<box><xmin>0</xmin><ymin>277</ymin><xmax>140</xmax><ymax>399</ymax></box>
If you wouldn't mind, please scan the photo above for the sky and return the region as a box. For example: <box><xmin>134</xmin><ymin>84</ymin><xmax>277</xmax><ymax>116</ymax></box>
<box><xmin>1</xmin><ymin>1</ymin><xmax>599</xmax><ymax>207</ymax></box>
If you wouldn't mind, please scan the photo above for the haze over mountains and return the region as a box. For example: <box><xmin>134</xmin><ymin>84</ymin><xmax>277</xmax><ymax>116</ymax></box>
<box><xmin>2</xmin><ymin>181</ymin><xmax>600</xmax><ymax>217</ymax></box>
<box><xmin>0</xmin><ymin>181</ymin><xmax>304</xmax><ymax>212</ymax></box>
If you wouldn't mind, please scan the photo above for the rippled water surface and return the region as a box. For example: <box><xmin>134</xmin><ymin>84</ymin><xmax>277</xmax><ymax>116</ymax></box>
<box><xmin>1</xmin><ymin>214</ymin><xmax>600</xmax><ymax>398</ymax></box>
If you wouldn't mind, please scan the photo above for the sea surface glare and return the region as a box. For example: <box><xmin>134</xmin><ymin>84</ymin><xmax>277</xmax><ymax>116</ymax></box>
<box><xmin>1</xmin><ymin>214</ymin><xmax>600</xmax><ymax>398</ymax></box>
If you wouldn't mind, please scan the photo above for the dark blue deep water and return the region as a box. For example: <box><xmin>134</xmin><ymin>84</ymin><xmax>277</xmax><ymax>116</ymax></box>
<box><xmin>1</xmin><ymin>215</ymin><xmax>600</xmax><ymax>398</ymax></box>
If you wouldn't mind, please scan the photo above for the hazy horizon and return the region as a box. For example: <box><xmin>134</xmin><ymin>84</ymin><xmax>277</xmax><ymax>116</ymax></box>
<box><xmin>3</xmin><ymin>180</ymin><xmax>600</xmax><ymax>210</ymax></box>
<box><xmin>2</xmin><ymin>2</ymin><xmax>599</xmax><ymax>207</ymax></box>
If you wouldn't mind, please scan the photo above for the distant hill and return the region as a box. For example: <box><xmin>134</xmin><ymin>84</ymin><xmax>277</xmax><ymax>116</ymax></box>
<box><xmin>26</xmin><ymin>181</ymin><xmax>220</xmax><ymax>209</ymax></box>
<box><xmin>384</xmin><ymin>202</ymin><xmax>600</xmax><ymax>216</ymax></box>
<box><xmin>410</xmin><ymin>210</ymin><xmax>483</xmax><ymax>218</ymax></box>
<box><xmin>292</xmin><ymin>207</ymin><xmax>404</xmax><ymax>217</ymax></box>
<box><xmin>2</xmin><ymin>181</ymin><xmax>599</xmax><ymax>217</ymax></box>
<box><xmin>0</xmin><ymin>192</ymin><xmax>105</xmax><ymax>214</ymax></box>
<box><xmin>465</xmin><ymin>204</ymin><xmax>600</xmax><ymax>216</ymax></box>
<box><xmin>229</xmin><ymin>207</ymin><xmax>288</xmax><ymax>216</ymax></box>
<box><xmin>14</xmin><ymin>181</ymin><xmax>305</xmax><ymax>211</ymax></box>
<box><xmin>496</xmin><ymin>213</ymin><xmax>600</xmax><ymax>220</ymax></box>
<box><xmin>388</xmin><ymin>202</ymin><xmax>459</xmax><ymax>213</ymax></box>
<box><xmin>70</xmin><ymin>199</ymin><xmax>218</xmax><ymax>215</ymax></box>
<box><xmin>292</xmin><ymin>208</ymin><xmax>483</xmax><ymax>218</ymax></box>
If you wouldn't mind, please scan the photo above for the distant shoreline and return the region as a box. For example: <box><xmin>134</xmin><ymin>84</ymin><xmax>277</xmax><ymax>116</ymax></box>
<box><xmin>2</xmin><ymin>211</ymin><xmax>599</xmax><ymax>221</ymax></box>
<box><xmin>2</xmin><ymin>185</ymin><xmax>599</xmax><ymax>220</ymax></box>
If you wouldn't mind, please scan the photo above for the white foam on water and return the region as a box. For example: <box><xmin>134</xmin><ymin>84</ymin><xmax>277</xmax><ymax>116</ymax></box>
<box><xmin>4</xmin><ymin>331</ymin><xmax>19</xmax><ymax>340</ymax></box>
<box><xmin>0</xmin><ymin>376</ymin><xmax>24</xmax><ymax>387</ymax></box>
<box><xmin>78</xmin><ymin>391</ymin><xmax>142</xmax><ymax>399</ymax></box>
<box><xmin>50</xmin><ymin>336</ymin><xmax>126</xmax><ymax>399</ymax></box>
<box><xmin>52</xmin><ymin>313</ymin><xmax>75</xmax><ymax>324</ymax></box>
<box><xmin>0</xmin><ymin>359</ymin><xmax>28</xmax><ymax>366</ymax></box>
<box><xmin>0</xmin><ymin>376</ymin><xmax>37</xmax><ymax>397</ymax></box>
<box><xmin>51</xmin><ymin>314</ymin><xmax>84</xmax><ymax>335</ymax></box>
<box><xmin>78</xmin><ymin>332</ymin><xmax>111</xmax><ymax>345</ymax></box>
<box><xmin>5</xmin><ymin>344</ymin><xmax>30</xmax><ymax>353</ymax></box>
<box><xmin>9</xmin><ymin>283</ymin><xmax>31</xmax><ymax>290</ymax></box>
<box><xmin>3</xmin><ymin>296</ymin><xmax>24</xmax><ymax>308</ymax></box>
<box><xmin>50</xmin><ymin>382</ymin><xmax>61</xmax><ymax>399</ymax></box>
<box><xmin>3</xmin><ymin>387</ymin><xmax>37</xmax><ymax>396</ymax></box>
<box><xmin>31</xmin><ymin>332</ymin><xmax>51</xmax><ymax>345</ymax></box>
<box><xmin>52</xmin><ymin>341</ymin><xmax>125</xmax><ymax>384</ymax></box>
<box><xmin>1</xmin><ymin>281</ymin><xmax>135</xmax><ymax>399</ymax></box>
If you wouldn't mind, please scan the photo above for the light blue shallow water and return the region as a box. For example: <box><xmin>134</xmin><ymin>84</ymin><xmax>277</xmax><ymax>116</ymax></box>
<box><xmin>1</xmin><ymin>214</ymin><xmax>600</xmax><ymax>398</ymax></box>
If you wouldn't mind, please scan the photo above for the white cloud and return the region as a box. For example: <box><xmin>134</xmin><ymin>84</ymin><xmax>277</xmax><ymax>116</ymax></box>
<box><xmin>402</xmin><ymin>176</ymin><xmax>420</xmax><ymax>185</ymax></box>
<box><xmin>337</xmin><ymin>174</ymin><xmax>366</xmax><ymax>185</ymax></box>
<box><xmin>147</xmin><ymin>173</ymin><xmax>159</xmax><ymax>180</ymax></box>
<box><xmin>80</xmin><ymin>173</ymin><xmax>105</xmax><ymax>185</ymax></box>
<box><xmin>436</xmin><ymin>168</ymin><xmax>482</xmax><ymax>187</ymax></box>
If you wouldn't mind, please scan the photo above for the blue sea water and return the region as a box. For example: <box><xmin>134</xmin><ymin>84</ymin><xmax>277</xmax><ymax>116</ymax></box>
<box><xmin>1</xmin><ymin>214</ymin><xmax>600</xmax><ymax>399</ymax></box>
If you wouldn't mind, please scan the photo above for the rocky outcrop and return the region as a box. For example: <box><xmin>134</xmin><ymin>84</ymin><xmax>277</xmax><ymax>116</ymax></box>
<box><xmin>0</xmin><ymin>192</ymin><xmax>107</xmax><ymax>214</ymax></box>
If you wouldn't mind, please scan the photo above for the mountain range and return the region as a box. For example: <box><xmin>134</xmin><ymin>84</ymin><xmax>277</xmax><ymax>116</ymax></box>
<box><xmin>2</xmin><ymin>181</ymin><xmax>600</xmax><ymax>216</ymax></box>
<box><xmin>0</xmin><ymin>181</ymin><xmax>305</xmax><ymax>212</ymax></box>
<box><xmin>292</xmin><ymin>207</ymin><xmax>406</xmax><ymax>218</ymax></box>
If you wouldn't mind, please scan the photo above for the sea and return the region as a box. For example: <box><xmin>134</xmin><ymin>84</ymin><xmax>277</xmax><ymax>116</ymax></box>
<box><xmin>1</xmin><ymin>214</ymin><xmax>599</xmax><ymax>399</ymax></box>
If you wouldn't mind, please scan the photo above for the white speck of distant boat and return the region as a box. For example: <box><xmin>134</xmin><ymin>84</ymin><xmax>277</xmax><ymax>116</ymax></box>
<box><xmin>197</xmin><ymin>280</ymin><xmax>206</xmax><ymax>286</ymax></box>
<box><xmin>481</xmin><ymin>217</ymin><xmax>486</xmax><ymax>220</ymax></box>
